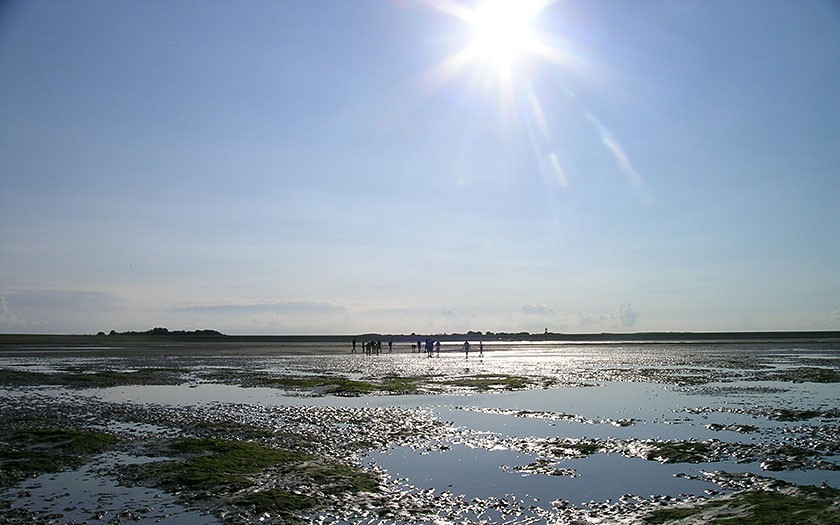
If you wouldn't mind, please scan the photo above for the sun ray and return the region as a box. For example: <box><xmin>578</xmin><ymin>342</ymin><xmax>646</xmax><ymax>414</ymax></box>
<box><xmin>411</xmin><ymin>0</ymin><xmax>643</xmax><ymax>191</ymax></box>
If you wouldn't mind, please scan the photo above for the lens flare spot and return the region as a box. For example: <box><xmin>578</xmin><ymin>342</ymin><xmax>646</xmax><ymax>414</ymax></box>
<box><xmin>549</xmin><ymin>152</ymin><xmax>569</xmax><ymax>188</ymax></box>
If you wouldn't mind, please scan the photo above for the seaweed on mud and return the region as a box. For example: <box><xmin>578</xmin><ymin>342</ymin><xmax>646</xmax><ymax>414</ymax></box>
<box><xmin>120</xmin><ymin>437</ymin><xmax>380</xmax><ymax>522</ymax></box>
<box><xmin>0</xmin><ymin>367</ymin><xmax>186</xmax><ymax>388</ymax></box>
<box><xmin>200</xmin><ymin>371</ymin><xmax>427</xmax><ymax>396</ymax></box>
<box><xmin>643</xmin><ymin>484</ymin><xmax>840</xmax><ymax>524</ymax></box>
<box><xmin>553</xmin><ymin>439</ymin><xmax>602</xmax><ymax>457</ymax></box>
<box><xmin>760</xmin><ymin>445</ymin><xmax>835</xmax><ymax>472</ymax></box>
<box><xmin>503</xmin><ymin>458</ymin><xmax>580</xmax><ymax>477</ymax></box>
<box><xmin>236</xmin><ymin>488</ymin><xmax>316</xmax><ymax>518</ymax></box>
<box><xmin>163</xmin><ymin>438</ymin><xmax>310</xmax><ymax>490</ymax></box>
<box><xmin>202</xmin><ymin>370</ymin><xmax>545</xmax><ymax>395</ymax></box>
<box><xmin>437</xmin><ymin>374</ymin><xmax>537</xmax><ymax>390</ymax></box>
<box><xmin>0</xmin><ymin>369</ymin><xmax>51</xmax><ymax>387</ymax></box>
<box><xmin>185</xmin><ymin>420</ymin><xmax>275</xmax><ymax>440</ymax></box>
<box><xmin>765</xmin><ymin>407</ymin><xmax>839</xmax><ymax>421</ymax></box>
<box><xmin>614</xmin><ymin>367</ymin><xmax>721</xmax><ymax>386</ymax></box>
<box><xmin>758</xmin><ymin>366</ymin><xmax>840</xmax><ymax>383</ymax></box>
<box><xmin>269</xmin><ymin>376</ymin><xmax>381</xmax><ymax>396</ymax></box>
<box><xmin>62</xmin><ymin>368</ymin><xmax>187</xmax><ymax>387</ymax></box>
<box><xmin>0</xmin><ymin>428</ymin><xmax>119</xmax><ymax>488</ymax></box>
<box><xmin>640</xmin><ymin>441</ymin><xmax>714</xmax><ymax>463</ymax></box>
<box><xmin>378</xmin><ymin>376</ymin><xmax>425</xmax><ymax>395</ymax></box>
<box><xmin>706</xmin><ymin>423</ymin><xmax>759</xmax><ymax>433</ymax></box>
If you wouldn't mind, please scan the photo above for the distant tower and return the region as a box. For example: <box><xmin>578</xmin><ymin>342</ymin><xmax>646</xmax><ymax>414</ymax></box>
<box><xmin>545</xmin><ymin>328</ymin><xmax>548</xmax><ymax>334</ymax></box>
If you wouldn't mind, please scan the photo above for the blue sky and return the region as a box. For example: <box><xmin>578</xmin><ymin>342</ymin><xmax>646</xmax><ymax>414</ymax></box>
<box><xmin>2</xmin><ymin>0</ymin><xmax>839</xmax><ymax>335</ymax></box>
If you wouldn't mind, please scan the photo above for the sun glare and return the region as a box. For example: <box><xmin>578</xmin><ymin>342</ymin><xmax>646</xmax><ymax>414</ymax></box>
<box><xmin>415</xmin><ymin>0</ymin><xmax>642</xmax><ymax>189</ymax></box>
<box><xmin>468</xmin><ymin>0</ymin><xmax>540</xmax><ymax>69</ymax></box>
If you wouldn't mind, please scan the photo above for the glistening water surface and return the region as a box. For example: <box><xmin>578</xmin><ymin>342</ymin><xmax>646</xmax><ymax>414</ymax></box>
<box><xmin>0</xmin><ymin>341</ymin><xmax>838</xmax><ymax>524</ymax></box>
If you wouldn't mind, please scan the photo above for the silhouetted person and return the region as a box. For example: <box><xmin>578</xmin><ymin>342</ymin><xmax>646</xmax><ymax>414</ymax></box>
<box><xmin>463</xmin><ymin>340</ymin><xmax>470</xmax><ymax>359</ymax></box>
<box><xmin>435</xmin><ymin>340</ymin><xmax>441</xmax><ymax>357</ymax></box>
<box><xmin>479</xmin><ymin>340</ymin><xmax>483</xmax><ymax>357</ymax></box>
<box><xmin>352</xmin><ymin>338</ymin><xmax>357</xmax><ymax>354</ymax></box>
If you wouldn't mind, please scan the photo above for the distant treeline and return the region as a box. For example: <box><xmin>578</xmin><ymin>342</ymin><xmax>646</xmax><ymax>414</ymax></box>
<box><xmin>0</xmin><ymin>327</ymin><xmax>840</xmax><ymax>345</ymax></box>
<box><xmin>93</xmin><ymin>328</ymin><xmax>840</xmax><ymax>343</ymax></box>
<box><xmin>98</xmin><ymin>327</ymin><xmax>225</xmax><ymax>338</ymax></box>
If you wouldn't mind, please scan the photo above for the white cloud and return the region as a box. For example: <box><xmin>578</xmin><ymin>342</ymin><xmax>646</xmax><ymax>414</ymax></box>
<box><xmin>572</xmin><ymin>303</ymin><xmax>639</xmax><ymax>331</ymax></box>
<box><xmin>617</xmin><ymin>303</ymin><xmax>639</xmax><ymax>328</ymax></box>
<box><xmin>0</xmin><ymin>296</ymin><xmax>24</xmax><ymax>326</ymax></box>
<box><xmin>809</xmin><ymin>306</ymin><xmax>840</xmax><ymax>330</ymax></box>
<box><xmin>4</xmin><ymin>289</ymin><xmax>122</xmax><ymax>310</ymax></box>
<box><xmin>0</xmin><ymin>289</ymin><xmax>124</xmax><ymax>333</ymax></box>
<box><xmin>166</xmin><ymin>300</ymin><xmax>350</xmax><ymax>335</ymax></box>
<box><xmin>520</xmin><ymin>304</ymin><xmax>555</xmax><ymax>317</ymax></box>
<box><xmin>170</xmin><ymin>300</ymin><xmax>345</xmax><ymax>315</ymax></box>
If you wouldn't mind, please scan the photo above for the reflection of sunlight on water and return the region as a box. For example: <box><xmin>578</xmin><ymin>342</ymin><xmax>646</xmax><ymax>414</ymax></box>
<box><xmin>5</xmin><ymin>342</ymin><xmax>839</xmax><ymax>519</ymax></box>
<box><xmin>369</xmin><ymin>445</ymin><xmax>719</xmax><ymax>506</ymax></box>
<box><xmin>0</xmin><ymin>453</ymin><xmax>218</xmax><ymax>525</ymax></box>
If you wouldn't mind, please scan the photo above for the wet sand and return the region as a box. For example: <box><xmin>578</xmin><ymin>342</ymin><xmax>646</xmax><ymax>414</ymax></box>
<box><xmin>0</xmin><ymin>340</ymin><xmax>838</xmax><ymax>523</ymax></box>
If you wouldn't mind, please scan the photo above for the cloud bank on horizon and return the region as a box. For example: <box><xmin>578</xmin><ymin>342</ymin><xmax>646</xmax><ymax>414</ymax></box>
<box><xmin>1</xmin><ymin>1</ymin><xmax>839</xmax><ymax>335</ymax></box>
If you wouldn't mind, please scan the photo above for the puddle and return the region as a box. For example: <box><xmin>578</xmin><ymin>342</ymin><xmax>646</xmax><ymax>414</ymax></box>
<box><xmin>1</xmin><ymin>453</ymin><xmax>218</xmax><ymax>524</ymax></box>
<box><xmin>369</xmin><ymin>444</ymin><xmax>724</xmax><ymax>504</ymax></box>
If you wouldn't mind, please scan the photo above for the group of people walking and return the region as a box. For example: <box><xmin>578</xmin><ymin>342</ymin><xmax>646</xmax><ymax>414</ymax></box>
<box><xmin>413</xmin><ymin>338</ymin><xmax>440</xmax><ymax>357</ymax></box>
<box><xmin>351</xmin><ymin>338</ymin><xmax>393</xmax><ymax>355</ymax></box>
<box><xmin>352</xmin><ymin>337</ymin><xmax>483</xmax><ymax>358</ymax></box>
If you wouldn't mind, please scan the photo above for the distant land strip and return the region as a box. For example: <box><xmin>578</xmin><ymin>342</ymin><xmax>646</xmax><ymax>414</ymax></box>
<box><xmin>1</xmin><ymin>328</ymin><xmax>840</xmax><ymax>347</ymax></box>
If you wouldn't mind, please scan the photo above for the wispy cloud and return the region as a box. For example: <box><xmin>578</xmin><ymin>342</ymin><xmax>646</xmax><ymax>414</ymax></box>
<box><xmin>0</xmin><ymin>289</ymin><xmax>124</xmax><ymax>333</ymax></box>
<box><xmin>3</xmin><ymin>289</ymin><xmax>123</xmax><ymax>310</ymax></box>
<box><xmin>575</xmin><ymin>303</ymin><xmax>638</xmax><ymax>329</ymax></box>
<box><xmin>0</xmin><ymin>296</ymin><xmax>24</xmax><ymax>326</ymax></box>
<box><xmin>810</xmin><ymin>306</ymin><xmax>840</xmax><ymax>330</ymax></box>
<box><xmin>440</xmin><ymin>308</ymin><xmax>458</xmax><ymax>318</ymax></box>
<box><xmin>512</xmin><ymin>303</ymin><xmax>640</xmax><ymax>333</ymax></box>
<box><xmin>521</xmin><ymin>304</ymin><xmax>555</xmax><ymax>317</ymax></box>
<box><xmin>617</xmin><ymin>303</ymin><xmax>639</xmax><ymax>327</ymax></box>
<box><xmin>170</xmin><ymin>300</ymin><xmax>345</xmax><ymax>315</ymax></box>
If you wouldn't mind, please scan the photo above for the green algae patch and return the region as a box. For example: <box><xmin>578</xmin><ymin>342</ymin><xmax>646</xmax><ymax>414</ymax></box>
<box><xmin>439</xmin><ymin>374</ymin><xmax>537</xmax><ymax>390</ymax></box>
<box><xmin>0</xmin><ymin>367</ymin><xmax>186</xmax><ymax>388</ymax></box>
<box><xmin>124</xmin><ymin>438</ymin><xmax>380</xmax><ymax>521</ymax></box>
<box><xmin>205</xmin><ymin>370</ymin><xmax>429</xmax><ymax>396</ymax></box>
<box><xmin>61</xmin><ymin>368</ymin><xmax>186</xmax><ymax>387</ymax></box>
<box><xmin>634</xmin><ymin>368</ymin><xmax>714</xmax><ymax>386</ymax></box>
<box><xmin>643</xmin><ymin>485</ymin><xmax>840</xmax><ymax>524</ymax></box>
<box><xmin>765</xmin><ymin>407</ymin><xmax>839</xmax><ymax>421</ymax></box>
<box><xmin>162</xmin><ymin>438</ymin><xmax>309</xmax><ymax>490</ymax></box>
<box><xmin>265</xmin><ymin>376</ymin><xmax>379</xmax><ymax>396</ymax></box>
<box><xmin>0</xmin><ymin>369</ymin><xmax>52</xmax><ymax>386</ymax></box>
<box><xmin>0</xmin><ymin>428</ymin><xmax>119</xmax><ymax>487</ymax></box>
<box><xmin>644</xmin><ymin>506</ymin><xmax>699</xmax><ymax>523</ymax></box>
<box><xmin>642</xmin><ymin>441</ymin><xmax>713</xmax><ymax>463</ymax></box>
<box><xmin>304</xmin><ymin>461</ymin><xmax>380</xmax><ymax>494</ymax></box>
<box><xmin>185</xmin><ymin>420</ymin><xmax>275</xmax><ymax>440</ymax></box>
<box><xmin>378</xmin><ymin>376</ymin><xmax>424</xmax><ymax>395</ymax></box>
<box><xmin>290</xmin><ymin>374</ymin><xmax>427</xmax><ymax>395</ymax></box>
<box><xmin>764</xmin><ymin>367</ymin><xmax>840</xmax><ymax>383</ymax></box>
<box><xmin>237</xmin><ymin>488</ymin><xmax>316</xmax><ymax>514</ymax></box>
<box><xmin>557</xmin><ymin>440</ymin><xmax>602</xmax><ymax>457</ymax></box>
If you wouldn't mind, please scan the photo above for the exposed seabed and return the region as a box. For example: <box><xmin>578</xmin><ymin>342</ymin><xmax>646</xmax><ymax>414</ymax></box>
<box><xmin>0</xmin><ymin>342</ymin><xmax>838</xmax><ymax>523</ymax></box>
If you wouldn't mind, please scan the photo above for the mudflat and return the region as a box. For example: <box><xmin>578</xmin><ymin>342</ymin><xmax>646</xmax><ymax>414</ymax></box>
<box><xmin>0</xmin><ymin>338</ymin><xmax>838</xmax><ymax>523</ymax></box>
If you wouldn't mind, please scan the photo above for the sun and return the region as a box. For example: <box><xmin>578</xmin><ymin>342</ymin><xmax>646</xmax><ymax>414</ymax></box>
<box><xmin>466</xmin><ymin>0</ymin><xmax>545</xmax><ymax>71</ymax></box>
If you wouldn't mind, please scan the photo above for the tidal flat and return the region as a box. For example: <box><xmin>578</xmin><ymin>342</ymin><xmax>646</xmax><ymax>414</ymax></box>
<box><xmin>0</xmin><ymin>340</ymin><xmax>838</xmax><ymax>524</ymax></box>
